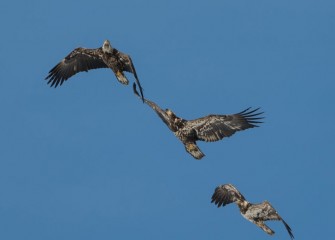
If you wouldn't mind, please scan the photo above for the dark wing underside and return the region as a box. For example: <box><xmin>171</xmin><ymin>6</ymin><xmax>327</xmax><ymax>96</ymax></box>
<box><xmin>281</xmin><ymin>219</ymin><xmax>294</xmax><ymax>239</ymax></box>
<box><xmin>186</xmin><ymin>107</ymin><xmax>264</xmax><ymax>142</ymax></box>
<box><xmin>117</xmin><ymin>51</ymin><xmax>144</xmax><ymax>101</ymax></box>
<box><xmin>211</xmin><ymin>184</ymin><xmax>246</xmax><ymax>207</ymax></box>
<box><xmin>45</xmin><ymin>47</ymin><xmax>108</xmax><ymax>87</ymax></box>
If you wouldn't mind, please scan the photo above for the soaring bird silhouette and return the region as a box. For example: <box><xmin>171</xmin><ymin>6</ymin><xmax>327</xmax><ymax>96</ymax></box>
<box><xmin>45</xmin><ymin>40</ymin><xmax>144</xmax><ymax>101</ymax></box>
<box><xmin>133</xmin><ymin>83</ymin><xmax>263</xmax><ymax>159</ymax></box>
<box><xmin>211</xmin><ymin>184</ymin><xmax>294</xmax><ymax>239</ymax></box>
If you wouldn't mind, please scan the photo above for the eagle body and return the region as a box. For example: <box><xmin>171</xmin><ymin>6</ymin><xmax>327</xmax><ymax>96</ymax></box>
<box><xmin>100</xmin><ymin>49</ymin><xmax>128</xmax><ymax>85</ymax></box>
<box><xmin>133</xmin><ymin>84</ymin><xmax>263</xmax><ymax>160</ymax></box>
<box><xmin>45</xmin><ymin>40</ymin><xmax>144</xmax><ymax>100</ymax></box>
<box><xmin>174</xmin><ymin>124</ymin><xmax>204</xmax><ymax>160</ymax></box>
<box><xmin>211</xmin><ymin>184</ymin><xmax>294</xmax><ymax>239</ymax></box>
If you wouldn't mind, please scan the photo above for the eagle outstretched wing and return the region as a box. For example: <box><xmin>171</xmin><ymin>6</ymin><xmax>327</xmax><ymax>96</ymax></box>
<box><xmin>45</xmin><ymin>47</ymin><xmax>108</xmax><ymax>87</ymax></box>
<box><xmin>211</xmin><ymin>184</ymin><xmax>247</xmax><ymax>207</ymax></box>
<box><xmin>117</xmin><ymin>52</ymin><xmax>144</xmax><ymax>102</ymax></box>
<box><xmin>186</xmin><ymin>108</ymin><xmax>264</xmax><ymax>142</ymax></box>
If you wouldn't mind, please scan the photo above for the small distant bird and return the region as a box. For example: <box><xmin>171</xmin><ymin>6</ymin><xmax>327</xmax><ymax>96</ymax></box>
<box><xmin>211</xmin><ymin>184</ymin><xmax>294</xmax><ymax>239</ymax></box>
<box><xmin>45</xmin><ymin>40</ymin><xmax>144</xmax><ymax>101</ymax></box>
<box><xmin>133</xmin><ymin>83</ymin><xmax>263</xmax><ymax>159</ymax></box>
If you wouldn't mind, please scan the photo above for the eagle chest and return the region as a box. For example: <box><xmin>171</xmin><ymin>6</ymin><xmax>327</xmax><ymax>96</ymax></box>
<box><xmin>102</xmin><ymin>54</ymin><xmax>119</xmax><ymax>69</ymax></box>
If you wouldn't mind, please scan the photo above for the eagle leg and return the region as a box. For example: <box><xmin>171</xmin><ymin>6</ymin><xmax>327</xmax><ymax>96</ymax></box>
<box><xmin>115</xmin><ymin>71</ymin><xmax>129</xmax><ymax>85</ymax></box>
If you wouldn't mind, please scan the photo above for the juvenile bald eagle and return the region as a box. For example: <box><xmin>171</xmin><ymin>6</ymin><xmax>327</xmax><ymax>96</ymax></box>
<box><xmin>133</xmin><ymin>83</ymin><xmax>263</xmax><ymax>160</ymax></box>
<box><xmin>45</xmin><ymin>40</ymin><xmax>144</xmax><ymax>101</ymax></box>
<box><xmin>211</xmin><ymin>184</ymin><xmax>294</xmax><ymax>239</ymax></box>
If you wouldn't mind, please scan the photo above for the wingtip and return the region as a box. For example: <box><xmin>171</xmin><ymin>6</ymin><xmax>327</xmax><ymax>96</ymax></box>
<box><xmin>139</xmin><ymin>87</ymin><xmax>145</xmax><ymax>103</ymax></box>
<box><xmin>132</xmin><ymin>82</ymin><xmax>139</xmax><ymax>97</ymax></box>
<box><xmin>133</xmin><ymin>83</ymin><xmax>145</xmax><ymax>103</ymax></box>
<box><xmin>282</xmin><ymin>219</ymin><xmax>294</xmax><ymax>239</ymax></box>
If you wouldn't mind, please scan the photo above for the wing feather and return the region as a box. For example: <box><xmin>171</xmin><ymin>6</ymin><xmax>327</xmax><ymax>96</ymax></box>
<box><xmin>211</xmin><ymin>184</ymin><xmax>246</xmax><ymax>207</ymax></box>
<box><xmin>117</xmin><ymin>51</ymin><xmax>144</xmax><ymax>101</ymax></box>
<box><xmin>45</xmin><ymin>47</ymin><xmax>108</xmax><ymax>87</ymax></box>
<box><xmin>282</xmin><ymin>219</ymin><xmax>295</xmax><ymax>239</ymax></box>
<box><xmin>133</xmin><ymin>83</ymin><xmax>174</xmax><ymax>131</ymax></box>
<box><xmin>186</xmin><ymin>107</ymin><xmax>264</xmax><ymax>142</ymax></box>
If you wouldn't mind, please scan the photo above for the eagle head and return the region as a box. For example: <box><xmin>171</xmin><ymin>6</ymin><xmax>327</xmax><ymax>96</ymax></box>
<box><xmin>102</xmin><ymin>40</ymin><xmax>113</xmax><ymax>53</ymax></box>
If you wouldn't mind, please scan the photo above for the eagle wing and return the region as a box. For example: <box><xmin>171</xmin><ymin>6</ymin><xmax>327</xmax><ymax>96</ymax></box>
<box><xmin>117</xmin><ymin>51</ymin><xmax>144</xmax><ymax>101</ymax></box>
<box><xmin>133</xmin><ymin>83</ymin><xmax>175</xmax><ymax>131</ymax></box>
<box><xmin>211</xmin><ymin>184</ymin><xmax>247</xmax><ymax>207</ymax></box>
<box><xmin>281</xmin><ymin>219</ymin><xmax>294</xmax><ymax>239</ymax></box>
<box><xmin>45</xmin><ymin>47</ymin><xmax>108</xmax><ymax>87</ymax></box>
<box><xmin>185</xmin><ymin>108</ymin><xmax>264</xmax><ymax>142</ymax></box>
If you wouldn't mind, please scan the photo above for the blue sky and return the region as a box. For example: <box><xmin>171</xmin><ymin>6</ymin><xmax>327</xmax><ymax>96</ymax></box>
<box><xmin>0</xmin><ymin>0</ymin><xmax>334</xmax><ymax>239</ymax></box>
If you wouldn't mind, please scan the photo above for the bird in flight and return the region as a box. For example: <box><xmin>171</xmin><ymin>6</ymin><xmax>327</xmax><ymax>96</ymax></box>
<box><xmin>45</xmin><ymin>40</ymin><xmax>144</xmax><ymax>101</ymax></box>
<box><xmin>211</xmin><ymin>184</ymin><xmax>294</xmax><ymax>239</ymax></box>
<box><xmin>133</xmin><ymin>83</ymin><xmax>263</xmax><ymax>159</ymax></box>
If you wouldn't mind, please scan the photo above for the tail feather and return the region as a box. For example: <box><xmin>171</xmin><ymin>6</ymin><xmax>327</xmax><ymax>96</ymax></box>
<box><xmin>184</xmin><ymin>142</ymin><xmax>205</xmax><ymax>160</ymax></box>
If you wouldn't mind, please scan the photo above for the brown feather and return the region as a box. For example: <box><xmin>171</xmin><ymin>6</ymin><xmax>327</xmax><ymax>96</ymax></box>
<box><xmin>211</xmin><ymin>184</ymin><xmax>294</xmax><ymax>239</ymax></box>
<box><xmin>45</xmin><ymin>47</ymin><xmax>107</xmax><ymax>87</ymax></box>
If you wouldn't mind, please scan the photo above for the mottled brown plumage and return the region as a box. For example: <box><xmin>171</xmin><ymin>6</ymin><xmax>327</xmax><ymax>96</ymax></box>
<box><xmin>211</xmin><ymin>184</ymin><xmax>294</xmax><ymax>239</ymax></box>
<box><xmin>133</xmin><ymin>83</ymin><xmax>263</xmax><ymax>159</ymax></box>
<box><xmin>45</xmin><ymin>40</ymin><xmax>144</xmax><ymax>101</ymax></box>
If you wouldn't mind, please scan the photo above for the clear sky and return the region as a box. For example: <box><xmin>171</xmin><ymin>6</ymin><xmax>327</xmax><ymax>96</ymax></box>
<box><xmin>0</xmin><ymin>0</ymin><xmax>334</xmax><ymax>239</ymax></box>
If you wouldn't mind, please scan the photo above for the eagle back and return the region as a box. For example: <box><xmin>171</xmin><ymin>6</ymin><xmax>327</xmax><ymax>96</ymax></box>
<box><xmin>174</xmin><ymin>120</ymin><xmax>197</xmax><ymax>142</ymax></box>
